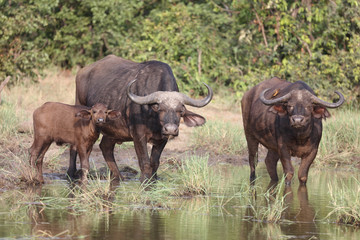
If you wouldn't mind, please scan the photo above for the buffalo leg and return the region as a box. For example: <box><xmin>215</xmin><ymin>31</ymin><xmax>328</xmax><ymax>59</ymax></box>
<box><xmin>245</xmin><ymin>135</ymin><xmax>259</xmax><ymax>182</ymax></box>
<box><xmin>29</xmin><ymin>140</ymin><xmax>51</xmax><ymax>184</ymax></box>
<box><xmin>279</xmin><ymin>150</ymin><xmax>294</xmax><ymax>185</ymax></box>
<box><xmin>298</xmin><ymin>150</ymin><xmax>317</xmax><ymax>184</ymax></box>
<box><xmin>77</xmin><ymin>145</ymin><xmax>91</xmax><ymax>183</ymax></box>
<box><xmin>133</xmin><ymin>136</ymin><xmax>152</xmax><ymax>183</ymax></box>
<box><xmin>67</xmin><ymin>144</ymin><xmax>77</xmax><ymax>179</ymax></box>
<box><xmin>264</xmin><ymin>150</ymin><xmax>280</xmax><ymax>181</ymax></box>
<box><xmin>149</xmin><ymin>140</ymin><xmax>167</xmax><ymax>179</ymax></box>
<box><xmin>99</xmin><ymin>136</ymin><xmax>123</xmax><ymax>181</ymax></box>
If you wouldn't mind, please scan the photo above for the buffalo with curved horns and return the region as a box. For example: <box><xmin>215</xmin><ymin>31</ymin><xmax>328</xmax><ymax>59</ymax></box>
<box><xmin>241</xmin><ymin>77</ymin><xmax>344</xmax><ymax>185</ymax></box>
<box><xmin>69</xmin><ymin>55</ymin><xmax>213</xmax><ymax>182</ymax></box>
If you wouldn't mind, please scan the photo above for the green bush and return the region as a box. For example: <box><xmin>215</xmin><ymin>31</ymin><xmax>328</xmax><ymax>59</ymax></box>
<box><xmin>0</xmin><ymin>0</ymin><xmax>359</xmax><ymax>103</ymax></box>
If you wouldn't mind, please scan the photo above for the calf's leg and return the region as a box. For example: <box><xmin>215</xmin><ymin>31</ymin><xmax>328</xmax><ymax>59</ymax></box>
<box><xmin>67</xmin><ymin>144</ymin><xmax>77</xmax><ymax>179</ymax></box>
<box><xmin>29</xmin><ymin>140</ymin><xmax>51</xmax><ymax>184</ymax></box>
<box><xmin>77</xmin><ymin>145</ymin><xmax>91</xmax><ymax>183</ymax></box>
<box><xmin>99</xmin><ymin>136</ymin><xmax>123</xmax><ymax>181</ymax></box>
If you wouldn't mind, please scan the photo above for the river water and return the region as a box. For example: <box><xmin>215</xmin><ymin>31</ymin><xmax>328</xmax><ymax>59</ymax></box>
<box><xmin>1</xmin><ymin>163</ymin><xmax>359</xmax><ymax>240</ymax></box>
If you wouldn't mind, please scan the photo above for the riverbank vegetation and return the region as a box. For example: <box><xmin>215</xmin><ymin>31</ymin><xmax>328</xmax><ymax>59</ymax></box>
<box><xmin>327</xmin><ymin>177</ymin><xmax>360</xmax><ymax>227</ymax></box>
<box><xmin>1</xmin><ymin>1</ymin><xmax>360</xmax><ymax>233</ymax></box>
<box><xmin>1</xmin><ymin>155</ymin><xmax>359</xmax><ymax>229</ymax></box>
<box><xmin>1</xmin><ymin>0</ymin><xmax>359</xmax><ymax>104</ymax></box>
<box><xmin>0</xmin><ymin>73</ymin><xmax>360</xmax><ymax>229</ymax></box>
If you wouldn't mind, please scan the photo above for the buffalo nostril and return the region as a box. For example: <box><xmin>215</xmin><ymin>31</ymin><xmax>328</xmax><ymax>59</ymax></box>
<box><xmin>163</xmin><ymin>124</ymin><xmax>179</xmax><ymax>135</ymax></box>
<box><xmin>291</xmin><ymin>115</ymin><xmax>304</xmax><ymax>124</ymax></box>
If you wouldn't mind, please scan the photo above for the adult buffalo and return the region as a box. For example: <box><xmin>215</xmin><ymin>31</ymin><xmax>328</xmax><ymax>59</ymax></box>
<box><xmin>70</xmin><ymin>55</ymin><xmax>213</xmax><ymax>182</ymax></box>
<box><xmin>241</xmin><ymin>77</ymin><xmax>344</xmax><ymax>185</ymax></box>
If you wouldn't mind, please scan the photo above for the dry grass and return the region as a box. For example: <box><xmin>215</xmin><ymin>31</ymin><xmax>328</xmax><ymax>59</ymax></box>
<box><xmin>317</xmin><ymin>109</ymin><xmax>360</xmax><ymax>168</ymax></box>
<box><xmin>191</xmin><ymin>120</ymin><xmax>247</xmax><ymax>155</ymax></box>
<box><xmin>326</xmin><ymin>177</ymin><xmax>360</xmax><ymax>226</ymax></box>
<box><xmin>0</xmin><ymin>69</ymin><xmax>76</xmax><ymax>188</ymax></box>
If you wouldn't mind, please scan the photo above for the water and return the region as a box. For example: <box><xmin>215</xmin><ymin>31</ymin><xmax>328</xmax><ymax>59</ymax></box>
<box><xmin>1</xmin><ymin>163</ymin><xmax>359</xmax><ymax>240</ymax></box>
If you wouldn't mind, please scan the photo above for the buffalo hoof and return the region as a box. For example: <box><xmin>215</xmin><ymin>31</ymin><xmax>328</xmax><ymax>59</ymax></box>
<box><xmin>140</xmin><ymin>174</ymin><xmax>156</xmax><ymax>185</ymax></box>
<box><xmin>33</xmin><ymin>177</ymin><xmax>44</xmax><ymax>185</ymax></box>
<box><xmin>299</xmin><ymin>176</ymin><xmax>307</xmax><ymax>185</ymax></box>
<box><xmin>250</xmin><ymin>172</ymin><xmax>256</xmax><ymax>182</ymax></box>
<box><xmin>110</xmin><ymin>172</ymin><xmax>124</xmax><ymax>182</ymax></box>
<box><xmin>299</xmin><ymin>177</ymin><xmax>307</xmax><ymax>186</ymax></box>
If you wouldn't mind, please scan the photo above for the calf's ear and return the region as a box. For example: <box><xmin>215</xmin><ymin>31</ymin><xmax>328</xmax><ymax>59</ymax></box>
<box><xmin>183</xmin><ymin>109</ymin><xmax>206</xmax><ymax>127</ymax></box>
<box><xmin>313</xmin><ymin>106</ymin><xmax>330</xmax><ymax>119</ymax></box>
<box><xmin>75</xmin><ymin>110</ymin><xmax>92</xmax><ymax>120</ymax></box>
<box><xmin>107</xmin><ymin>110</ymin><xmax>121</xmax><ymax>120</ymax></box>
<box><xmin>269</xmin><ymin>104</ymin><xmax>287</xmax><ymax>116</ymax></box>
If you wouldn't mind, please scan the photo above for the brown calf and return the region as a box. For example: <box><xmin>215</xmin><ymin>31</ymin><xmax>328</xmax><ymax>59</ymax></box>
<box><xmin>29</xmin><ymin>102</ymin><xmax>121</xmax><ymax>183</ymax></box>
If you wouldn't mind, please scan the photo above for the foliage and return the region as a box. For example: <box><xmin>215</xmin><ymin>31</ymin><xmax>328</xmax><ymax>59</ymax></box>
<box><xmin>0</xmin><ymin>0</ymin><xmax>55</xmax><ymax>82</ymax></box>
<box><xmin>0</xmin><ymin>0</ymin><xmax>359</xmax><ymax>103</ymax></box>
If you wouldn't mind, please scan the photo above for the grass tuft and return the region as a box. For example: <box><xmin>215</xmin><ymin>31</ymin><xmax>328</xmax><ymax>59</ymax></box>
<box><xmin>248</xmin><ymin>177</ymin><xmax>289</xmax><ymax>223</ymax></box>
<box><xmin>191</xmin><ymin>120</ymin><xmax>246</xmax><ymax>155</ymax></box>
<box><xmin>175</xmin><ymin>155</ymin><xmax>218</xmax><ymax>196</ymax></box>
<box><xmin>317</xmin><ymin>109</ymin><xmax>360</xmax><ymax>167</ymax></box>
<box><xmin>0</xmin><ymin>148</ymin><xmax>38</xmax><ymax>186</ymax></box>
<box><xmin>0</xmin><ymin>102</ymin><xmax>21</xmax><ymax>136</ymax></box>
<box><xmin>326</xmin><ymin>177</ymin><xmax>360</xmax><ymax>227</ymax></box>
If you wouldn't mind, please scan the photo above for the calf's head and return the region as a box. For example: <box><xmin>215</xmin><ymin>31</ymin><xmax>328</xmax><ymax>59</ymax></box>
<box><xmin>127</xmin><ymin>79</ymin><xmax>213</xmax><ymax>137</ymax></box>
<box><xmin>260</xmin><ymin>86</ymin><xmax>344</xmax><ymax>128</ymax></box>
<box><xmin>75</xmin><ymin>103</ymin><xmax>121</xmax><ymax>125</ymax></box>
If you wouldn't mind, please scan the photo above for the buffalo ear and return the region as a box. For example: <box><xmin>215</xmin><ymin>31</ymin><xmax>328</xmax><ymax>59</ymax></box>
<box><xmin>183</xmin><ymin>109</ymin><xmax>206</xmax><ymax>127</ymax></box>
<box><xmin>269</xmin><ymin>104</ymin><xmax>287</xmax><ymax>116</ymax></box>
<box><xmin>313</xmin><ymin>106</ymin><xmax>330</xmax><ymax>119</ymax></box>
<box><xmin>107</xmin><ymin>110</ymin><xmax>121</xmax><ymax>120</ymax></box>
<box><xmin>75</xmin><ymin>110</ymin><xmax>92</xmax><ymax>120</ymax></box>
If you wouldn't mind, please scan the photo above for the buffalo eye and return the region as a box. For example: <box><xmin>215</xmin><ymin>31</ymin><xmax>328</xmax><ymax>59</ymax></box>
<box><xmin>151</xmin><ymin>104</ymin><xmax>160</xmax><ymax>112</ymax></box>
<box><xmin>179</xmin><ymin>106</ymin><xmax>186</xmax><ymax>116</ymax></box>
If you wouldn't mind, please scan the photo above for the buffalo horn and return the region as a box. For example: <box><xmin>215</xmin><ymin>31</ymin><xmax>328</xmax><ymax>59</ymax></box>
<box><xmin>127</xmin><ymin>79</ymin><xmax>213</xmax><ymax>107</ymax></box>
<box><xmin>311</xmin><ymin>91</ymin><xmax>345</xmax><ymax>108</ymax></box>
<box><xmin>127</xmin><ymin>79</ymin><xmax>159</xmax><ymax>105</ymax></box>
<box><xmin>181</xmin><ymin>83</ymin><xmax>213</xmax><ymax>107</ymax></box>
<box><xmin>259</xmin><ymin>88</ymin><xmax>291</xmax><ymax>105</ymax></box>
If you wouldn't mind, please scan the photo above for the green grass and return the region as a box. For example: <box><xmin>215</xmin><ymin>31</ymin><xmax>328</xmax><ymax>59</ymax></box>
<box><xmin>174</xmin><ymin>154</ymin><xmax>218</xmax><ymax>196</ymax></box>
<box><xmin>326</xmin><ymin>177</ymin><xmax>360</xmax><ymax>227</ymax></box>
<box><xmin>317</xmin><ymin>109</ymin><xmax>360</xmax><ymax>167</ymax></box>
<box><xmin>38</xmin><ymin>172</ymin><xmax>116</xmax><ymax>213</ymax></box>
<box><xmin>247</xmin><ymin>177</ymin><xmax>290</xmax><ymax>223</ymax></box>
<box><xmin>191</xmin><ymin>120</ymin><xmax>247</xmax><ymax>155</ymax></box>
<box><xmin>0</xmin><ymin>101</ymin><xmax>21</xmax><ymax>137</ymax></box>
<box><xmin>117</xmin><ymin>142</ymin><xmax>134</xmax><ymax>150</ymax></box>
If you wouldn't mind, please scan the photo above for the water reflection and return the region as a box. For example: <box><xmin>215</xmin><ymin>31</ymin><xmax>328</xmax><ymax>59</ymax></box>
<box><xmin>243</xmin><ymin>180</ymin><xmax>319</xmax><ymax>240</ymax></box>
<box><xmin>282</xmin><ymin>184</ymin><xmax>319</xmax><ymax>239</ymax></box>
<box><xmin>1</xmin><ymin>165</ymin><xmax>360</xmax><ymax>239</ymax></box>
